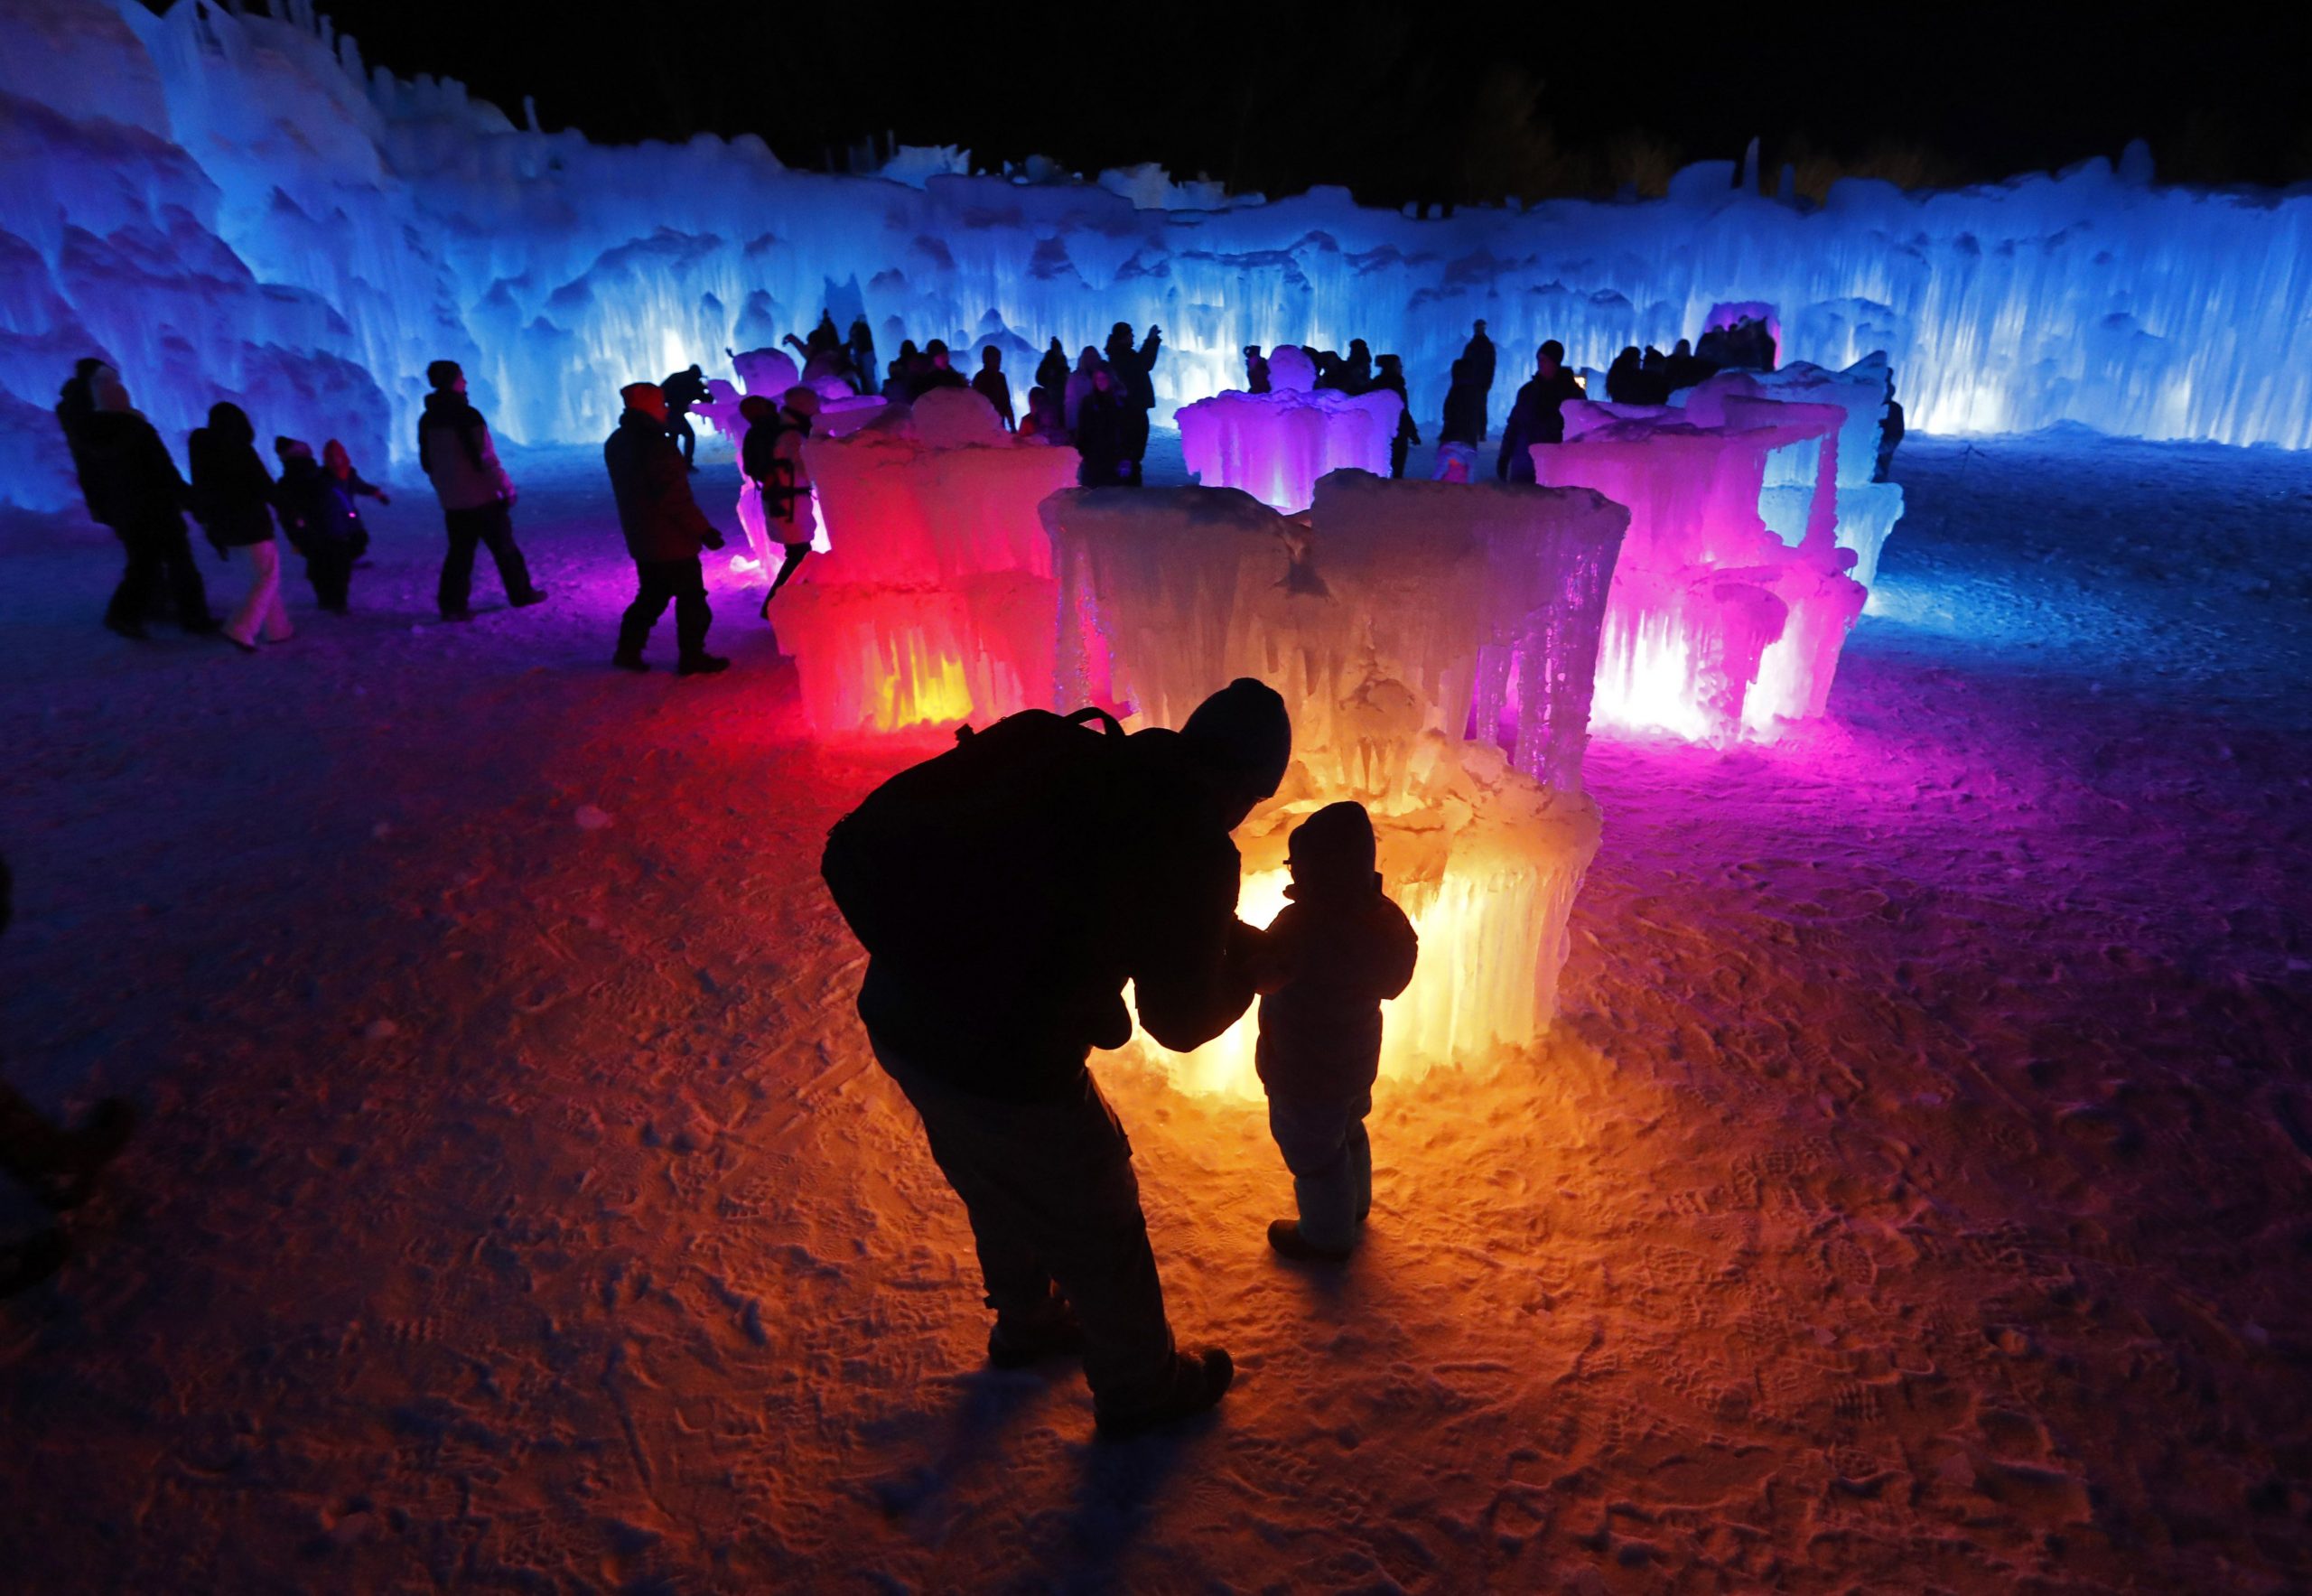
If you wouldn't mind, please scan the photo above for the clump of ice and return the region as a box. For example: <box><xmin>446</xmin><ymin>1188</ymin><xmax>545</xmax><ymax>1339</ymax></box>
<box><xmin>776</xmin><ymin>419</ymin><xmax>1081</xmax><ymax>735</ymax></box>
<box><xmin>1176</xmin><ymin>387</ymin><xmax>1405</xmax><ymax>514</ymax></box>
<box><xmin>1042</xmin><ymin>472</ymin><xmax>1626</xmax><ymax>1093</ymax></box>
<box><xmin>1536</xmin><ymin>388</ymin><xmax>1867</xmax><ymax>742</ymax></box>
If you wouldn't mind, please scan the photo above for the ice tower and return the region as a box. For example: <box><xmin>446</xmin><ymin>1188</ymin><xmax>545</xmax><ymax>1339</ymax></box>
<box><xmin>777</xmin><ymin>389</ymin><xmax>1080</xmax><ymax>734</ymax></box>
<box><xmin>1044</xmin><ymin>471</ymin><xmax>1627</xmax><ymax>1097</ymax></box>
<box><xmin>1538</xmin><ymin>390</ymin><xmax>1866</xmax><ymax>742</ymax></box>
<box><xmin>1174</xmin><ymin>348</ymin><xmax>1406</xmax><ymax>513</ymax></box>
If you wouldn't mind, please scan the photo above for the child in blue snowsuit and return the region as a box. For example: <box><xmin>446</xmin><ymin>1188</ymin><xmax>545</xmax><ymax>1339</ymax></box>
<box><xmin>1254</xmin><ymin>801</ymin><xmax>1418</xmax><ymax>1261</ymax></box>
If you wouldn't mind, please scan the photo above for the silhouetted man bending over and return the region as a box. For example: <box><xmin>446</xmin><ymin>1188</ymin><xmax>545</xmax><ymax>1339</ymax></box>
<box><xmin>822</xmin><ymin>679</ymin><xmax>1291</xmax><ymax>1435</ymax></box>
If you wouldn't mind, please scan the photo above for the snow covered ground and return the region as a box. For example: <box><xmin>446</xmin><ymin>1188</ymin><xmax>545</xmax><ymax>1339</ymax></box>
<box><xmin>1</xmin><ymin>429</ymin><xmax>2308</xmax><ymax>1591</ymax></box>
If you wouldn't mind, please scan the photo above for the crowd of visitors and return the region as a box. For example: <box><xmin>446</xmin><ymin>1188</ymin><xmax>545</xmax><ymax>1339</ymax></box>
<box><xmin>53</xmin><ymin>308</ymin><xmax>1894</xmax><ymax>677</ymax></box>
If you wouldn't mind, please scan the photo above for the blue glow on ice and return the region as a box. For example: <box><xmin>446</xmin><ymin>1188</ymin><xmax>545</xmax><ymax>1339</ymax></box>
<box><xmin>3</xmin><ymin>0</ymin><xmax>2309</xmax><ymax>514</ymax></box>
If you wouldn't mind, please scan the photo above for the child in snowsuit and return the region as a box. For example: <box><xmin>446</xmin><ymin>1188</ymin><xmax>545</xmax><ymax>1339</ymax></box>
<box><xmin>1254</xmin><ymin>801</ymin><xmax>1418</xmax><ymax>1261</ymax></box>
<box><xmin>274</xmin><ymin>438</ymin><xmax>386</xmax><ymax>612</ymax></box>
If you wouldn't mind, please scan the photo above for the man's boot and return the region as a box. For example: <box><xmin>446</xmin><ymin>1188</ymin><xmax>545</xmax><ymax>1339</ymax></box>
<box><xmin>1093</xmin><ymin>1347</ymin><xmax>1234</xmax><ymax>1437</ymax></box>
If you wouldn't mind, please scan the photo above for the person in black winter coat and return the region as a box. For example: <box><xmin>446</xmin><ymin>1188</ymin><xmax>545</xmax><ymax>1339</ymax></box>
<box><xmin>67</xmin><ymin>365</ymin><xmax>217</xmax><ymax>639</ymax></box>
<box><xmin>321</xmin><ymin>438</ymin><xmax>386</xmax><ymax>561</ymax></box>
<box><xmin>1371</xmin><ymin>353</ymin><xmax>1420</xmax><ymax>478</ymax></box>
<box><xmin>190</xmin><ymin>401</ymin><xmax>291</xmax><ymax>652</ymax></box>
<box><xmin>911</xmin><ymin>341</ymin><xmax>970</xmax><ymax>399</ymax></box>
<box><xmin>1251</xmin><ymin>801</ymin><xmax>1416</xmax><ymax>1262</ymax></box>
<box><xmin>1462</xmin><ymin>320</ymin><xmax>1497</xmax><ymax>440</ymax></box>
<box><xmin>1341</xmin><ymin>338</ymin><xmax>1374</xmax><ymax>395</ymax></box>
<box><xmin>607</xmin><ymin>383</ymin><xmax>729</xmax><ymax>676</ymax></box>
<box><xmin>1496</xmin><ymin>341</ymin><xmax>1584</xmax><ymax>484</ymax></box>
<box><xmin>273</xmin><ymin>437</ymin><xmax>385</xmax><ymax>612</ymax></box>
<box><xmin>972</xmin><ymin>347</ymin><xmax>1016</xmax><ymax>430</ymax></box>
<box><xmin>1244</xmin><ymin>345</ymin><xmax>1270</xmax><ymax>394</ymax></box>
<box><xmin>848</xmin><ymin>318</ymin><xmax>878</xmax><ymax>395</ymax></box>
<box><xmin>1605</xmin><ymin>346</ymin><xmax>1645</xmax><ymax>404</ymax></box>
<box><xmin>1103</xmin><ymin>322</ymin><xmax>1162</xmax><ymax>485</ymax></box>
<box><xmin>1439</xmin><ymin>357</ymin><xmax>1485</xmax><ymax>448</ymax></box>
<box><xmin>821</xmin><ymin>677</ymin><xmax>1291</xmax><ymax>1433</ymax></box>
<box><xmin>53</xmin><ymin>356</ymin><xmax>107</xmax><ymax>489</ymax></box>
<box><xmin>1035</xmin><ymin>337</ymin><xmax>1070</xmax><ymax>399</ymax></box>
<box><xmin>1072</xmin><ymin>368</ymin><xmax>1131</xmax><ymax>488</ymax></box>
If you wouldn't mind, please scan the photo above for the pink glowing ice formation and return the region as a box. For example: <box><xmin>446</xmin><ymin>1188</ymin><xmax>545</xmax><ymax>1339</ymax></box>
<box><xmin>775</xmin><ymin>387</ymin><xmax>1080</xmax><ymax>735</ymax></box>
<box><xmin>1043</xmin><ymin>471</ymin><xmax>1626</xmax><ymax>1094</ymax></box>
<box><xmin>1540</xmin><ymin>380</ymin><xmax>1868</xmax><ymax>742</ymax></box>
<box><xmin>1174</xmin><ymin>349</ymin><xmax>1406</xmax><ymax>513</ymax></box>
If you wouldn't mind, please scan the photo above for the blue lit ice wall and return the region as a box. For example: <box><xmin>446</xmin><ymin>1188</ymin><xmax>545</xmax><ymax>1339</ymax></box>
<box><xmin>5</xmin><ymin>0</ymin><xmax>2310</xmax><ymax>510</ymax></box>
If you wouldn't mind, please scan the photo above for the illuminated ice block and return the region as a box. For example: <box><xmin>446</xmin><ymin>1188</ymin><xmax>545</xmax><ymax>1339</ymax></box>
<box><xmin>13</xmin><ymin>0</ymin><xmax>2312</xmax><ymax>513</ymax></box>
<box><xmin>1176</xmin><ymin>383</ymin><xmax>1405</xmax><ymax>514</ymax></box>
<box><xmin>1536</xmin><ymin>396</ymin><xmax>1866</xmax><ymax>742</ymax></box>
<box><xmin>1727</xmin><ymin>357</ymin><xmax>1906</xmax><ymax>585</ymax></box>
<box><xmin>777</xmin><ymin>404</ymin><xmax>1079</xmax><ymax>735</ymax></box>
<box><xmin>1043</xmin><ymin>472</ymin><xmax>1624</xmax><ymax>1095</ymax></box>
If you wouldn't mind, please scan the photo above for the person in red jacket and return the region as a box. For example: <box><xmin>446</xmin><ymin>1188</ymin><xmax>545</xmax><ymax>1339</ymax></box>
<box><xmin>1252</xmin><ymin>801</ymin><xmax>1418</xmax><ymax>1262</ymax></box>
<box><xmin>605</xmin><ymin>383</ymin><xmax>729</xmax><ymax>676</ymax></box>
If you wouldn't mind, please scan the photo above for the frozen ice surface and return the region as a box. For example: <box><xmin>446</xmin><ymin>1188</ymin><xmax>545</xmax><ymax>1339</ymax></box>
<box><xmin>10</xmin><ymin>0</ymin><xmax>2312</xmax><ymax>515</ymax></box>
<box><xmin>1539</xmin><ymin>393</ymin><xmax>1866</xmax><ymax>742</ymax></box>
<box><xmin>1175</xmin><ymin>386</ymin><xmax>1405</xmax><ymax>513</ymax></box>
<box><xmin>777</xmin><ymin>413</ymin><xmax>1079</xmax><ymax>735</ymax></box>
<box><xmin>1737</xmin><ymin>355</ymin><xmax>1906</xmax><ymax>586</ymax></box>
<box><xmin>1044</xmin><ymin>473</ymin><xmax>1624</xmax><ymax>1094</ymax></box>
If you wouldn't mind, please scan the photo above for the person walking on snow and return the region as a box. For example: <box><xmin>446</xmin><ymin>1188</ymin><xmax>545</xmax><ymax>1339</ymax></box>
<box><xmin>322</xmin><ymin>438</ymin><xmax>386</xmax><ymax>565</ymax></box>
<box><xmin>189</xmin><ymin>402</ymin><xmax>291</xmax><ymax>653</ymax></box>
<box><xmin>747</xmin><ymin>386</ymin><xmax>821</xmax><ymax>613</ymax></box>
<box><xmin>607</xmin><ymin>382</ymin><xmax>730</xmax><ymax>677</ymax></box>
<box><xmin>418</xmin><ymin>359</ymin><xmax>545</xmax><ymax>621</ymax></box>
<box><xmin>66</xmin><ymin>364</ymin><xmax>217</xmax><ymax>640</ymax></box>
<box><xmin>821</xmin><ymin>677</ymin><xmax>1294</xmax><ymax>1435</ymax></box>
<box><xmin>1248</xmin><ymin>802</ymin><xmax>1417</xmax><ymax>1262</ymax></box>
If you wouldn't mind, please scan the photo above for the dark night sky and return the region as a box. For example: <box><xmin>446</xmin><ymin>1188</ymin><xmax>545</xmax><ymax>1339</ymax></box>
<box><xmin>261</xmin><ymin>0</ymin><xmax>2306</xmax><ymax>201</ymax></box>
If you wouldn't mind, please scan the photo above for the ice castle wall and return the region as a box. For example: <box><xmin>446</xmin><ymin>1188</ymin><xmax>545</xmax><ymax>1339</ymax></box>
<box><xmin>5</xmin><ymin>0</ymin><xmax>2312</xmax><ymax>513</ymax></box>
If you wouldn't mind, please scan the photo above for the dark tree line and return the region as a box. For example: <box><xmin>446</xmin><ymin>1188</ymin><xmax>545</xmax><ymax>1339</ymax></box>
<box><xmin>199</xmin><ymin>0</ymin><xmax>2312</xmax><ymax>204</ymax></box>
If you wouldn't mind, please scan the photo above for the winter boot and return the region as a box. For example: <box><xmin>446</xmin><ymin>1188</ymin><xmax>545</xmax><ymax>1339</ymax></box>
<box><xmin>509</xmin><ymin>588</ymin><xmax>549</xmax><ymax>608</ymax></box>
<box><xmin>988</xmin><ymin>1295</ymin><xmax>1086</xmax><ymax>1369</ymax></box>
<box><xmin>1267</xmin><ymin>1218</ymin><xmax>1354</xmax><ymax>1264</ymax></box>
<box><xmin>1093</xmin><ymin>1347</ymin><xmax>1234</xmax><ymax>1437</ymax></box>
<box><xmin>612</xmin><ymin>649</ymin><xmax>648</xmax><ymax>673</ymax></box>
<box><xmin>676</xmin><ymin>653</ymin><xmax>731</xmax><ymax>677</ymax></box>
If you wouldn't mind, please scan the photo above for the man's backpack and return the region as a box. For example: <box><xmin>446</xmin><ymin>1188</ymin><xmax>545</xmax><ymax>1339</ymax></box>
<box><xmin>821</xmin><ymin>707</ymin><xmax>1130</xmax><ymax>996</ymax></box>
